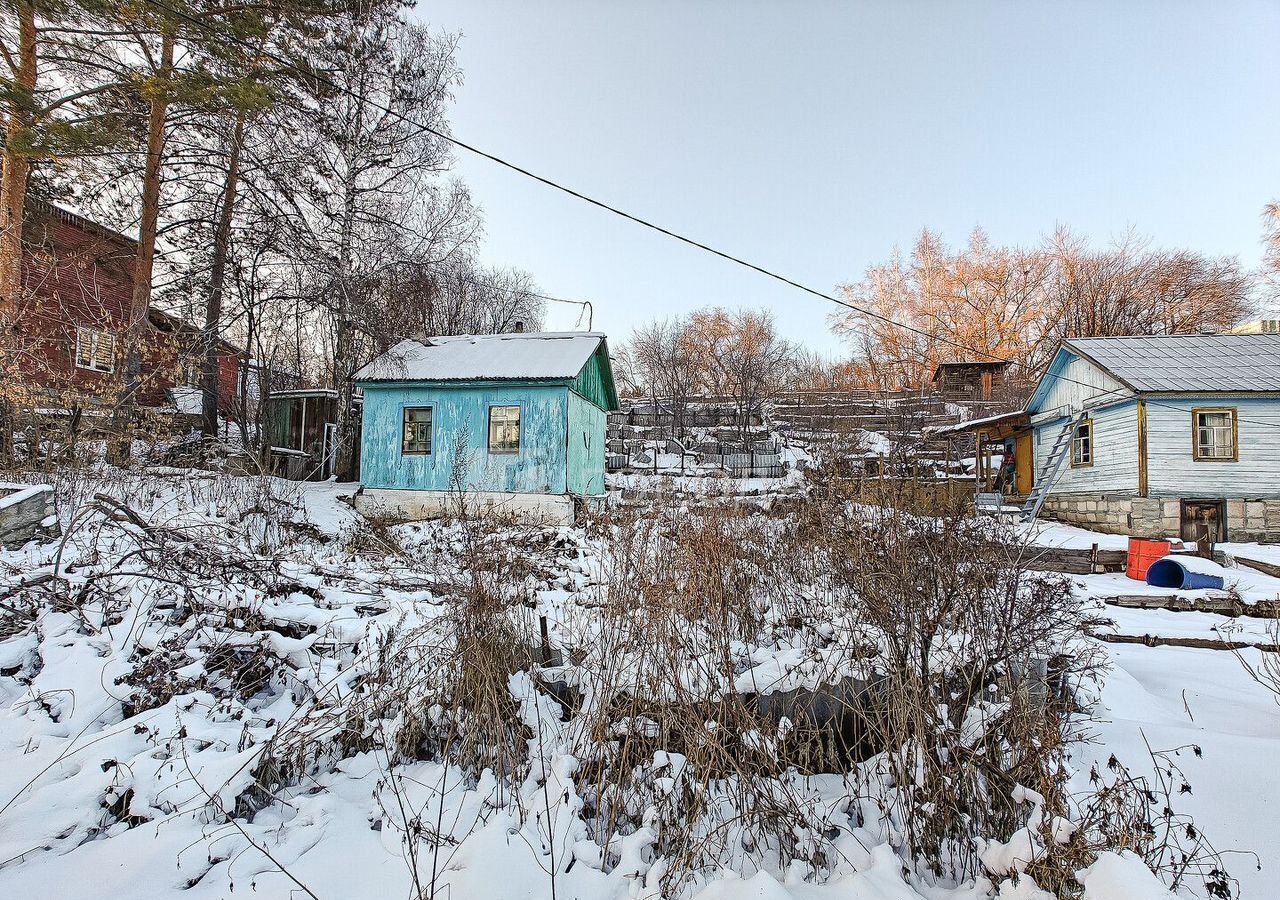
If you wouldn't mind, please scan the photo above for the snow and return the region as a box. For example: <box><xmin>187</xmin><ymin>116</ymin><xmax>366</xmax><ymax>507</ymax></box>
<box><xmin>0</xmin><ymin>471</ymin><xmax>1276</xmax><ymax>900</ymax></box>
<box><xmin>1018</xmin><ymin>520</ymin><xmax>1131</xmax><ymax>551</ymax></box>
<box><xmin>1076</xmin><ymin>851</ymin><xmax>1177</xmax><ymax>899</ymax></box>
<box><xmin>354</xmin><ymin>331</ymin><xmax>605</xmax><ymax>382</ymax></box>
<box><xmin>171</xmin><ymin>385</ymin><xmax>202</xmax><ymax>414</ymax></box>
<box><xmin>1082</xmin><ymin>642</ymin><xmax>1280</xmax><ymax>900</ymax></box>
<box><xmin>0</xmin><ymin>482</ymin><xmax>51</xmax><ymax>509</ymax></box>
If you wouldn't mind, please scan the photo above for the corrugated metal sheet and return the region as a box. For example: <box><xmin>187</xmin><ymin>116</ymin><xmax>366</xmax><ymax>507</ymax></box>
<box><xmin>1065</xmin><ymin>334</ymin><xmax>1280</xmax><ymax>392</ymax></box>
<box><xmin>354</xmin><ymin>332</ymin><xmax>604</xmax><ymax>383</ymax></box>
<box><xmin>566</xmin><ymin>391</ymin><xmax>607</xmax><ymax>495</ymax></box>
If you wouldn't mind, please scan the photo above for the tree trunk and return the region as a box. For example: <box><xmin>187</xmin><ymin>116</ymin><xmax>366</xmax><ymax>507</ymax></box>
<box><xmin>0</xmin><ymin>0</ymin><xmax>35</xmax><ymax>316</ymax></box>
<box><xmin>333</xmin><ymin>295</ymin><xmax>357</xmax><ymax>480</ymax></box>
<box><xmin>110</xmin><ymin>32</ymin><xmax>173</xmax><ymax>465</ymax></box>
<box><xmin>200</xmin><ymin>113</ymin><xmax>245</xmax><ymax>438</ymax></box>
<box><xmin>0</xmin><ymin>0</ymin><xmax>37</xmax><ymax>466</ymax></box>
<box><xmin>332</xmin><ymin>166</ymin><xmax>359</xmax><ymax>481</ymax></box>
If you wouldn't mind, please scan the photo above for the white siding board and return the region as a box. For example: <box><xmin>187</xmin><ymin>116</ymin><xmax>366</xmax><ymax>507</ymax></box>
<box><xmin>1035</xmin><ymin>400</ymin><xmax>1139</xmax><ymax>496</ymax></box>
<box><xmin>1145</xmin><ymin>395</ymin><xmax>1280</xmax><ymax>499</ymax></box>
<box><xmin>1033</xmin><ymin>354</ymin><xmax>1131</xmax><ymax>420</ymax></box>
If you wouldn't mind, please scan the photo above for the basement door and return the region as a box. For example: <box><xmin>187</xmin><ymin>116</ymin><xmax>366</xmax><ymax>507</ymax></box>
<box><xmin>1180</xmin><ymin>500</ymin><xmax>1226</xmax><ymax>544</ymax></box>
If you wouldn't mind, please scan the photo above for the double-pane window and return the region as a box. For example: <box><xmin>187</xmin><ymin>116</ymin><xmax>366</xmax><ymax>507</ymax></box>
<box><xmin>74</xmin><ymin>326</ymin><xmax>115</xmax><ymax>373</ymax></box>
<box><xmin>488</xmin><ymin>405</ymin><xmax>521</xmax><ymax>453</ymax></box>
<box><xmin>1070</xmin><ymin>420</ymin><xmax>1092</xmax><ymax>467</ymax></box>
<box><xmin>1194</xmin><ymin>409</ymin><xmax>1236</xmax><ymax>461</ymax></box>
<box><xmin>402</xmin><ymin>406</ymin><xmax>433</xmax><ymax>454</ymax></box>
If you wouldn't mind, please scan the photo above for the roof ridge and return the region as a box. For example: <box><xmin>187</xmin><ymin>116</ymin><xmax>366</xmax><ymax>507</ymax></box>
<box><xmin>1069</xmin><ymin>332</ymin><xmax>1280</xmax><ymax>342</ymax></box>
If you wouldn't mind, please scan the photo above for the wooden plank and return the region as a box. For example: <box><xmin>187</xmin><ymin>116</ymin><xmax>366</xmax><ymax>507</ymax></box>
<box><xmin>1018</xmin><ymin>545</ymin><xmax>1127</xmax><ymax>574</ymax></box>
<box><xmin>1103</xmin><ymin>594</ymin><xmax>1280</xmax><ymax>618</ymax></box>
<box><xmin>1095</xmin><ymin>632</ymin><xmax>1280</xmax><ymax>653</ymax></box>
<box><xmin>1234</xmin><ymin>555</ymin><xmax>1280</xmax><ymax>579</ymax></box>
<box><xmin>1136</xmin><ymin>399</ymin><xmax>1148</xmax><ymax>497</ymax></box>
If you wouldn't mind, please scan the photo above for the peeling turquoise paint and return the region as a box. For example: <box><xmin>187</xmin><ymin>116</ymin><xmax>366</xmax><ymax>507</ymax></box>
<box><xmin>358</xmin><ymin>383</ymin><xmax>570</xmax><ymax>494</ymax></box>
<box><xmin>566</xmin><ymin>389</ymin><xmax>606</xmax><ymax>495</ymax></box>
<box><xmin>356</xmin><ymin>336</ymin><xmax>619</xmax><ymax>498</ymax></box>
<box><xmin>569</xmin><ymin>344</ymin><xmax>619</xmax><ymax>411</ymax></box>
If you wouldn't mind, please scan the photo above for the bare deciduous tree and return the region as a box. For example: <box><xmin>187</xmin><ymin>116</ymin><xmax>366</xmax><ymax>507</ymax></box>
<box><xmin>687</xmin><ymin>307</ymin><xmax>796</xmax><ymax>441</ymax></box>
<box><xmin>834</xmin><ymin>227</ymin><xmax>1254</xmax><ymax>389</ymax></box>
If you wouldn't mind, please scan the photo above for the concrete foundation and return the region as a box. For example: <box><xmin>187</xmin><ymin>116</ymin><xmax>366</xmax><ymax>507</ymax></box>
<box><xmin>1040</xmin><ymin>494</ymin><xmax>1280</xmax><ymax>543</ymax></box>
<box><xmin>355</xmin><ymin>488</ymin><xmax>577</xmax><ymax>526</ymax></box>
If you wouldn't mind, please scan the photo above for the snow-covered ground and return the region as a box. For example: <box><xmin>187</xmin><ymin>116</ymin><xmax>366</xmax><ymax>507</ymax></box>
<box><xmin>1085</xmin><ymin>643</ymin><xmax>1280</xmax><ymax>900</ymax></box>
<box><xmin>0</xmin><ymin>471</ymin><xmax>1276</xmax><ymax>899</ymax></box>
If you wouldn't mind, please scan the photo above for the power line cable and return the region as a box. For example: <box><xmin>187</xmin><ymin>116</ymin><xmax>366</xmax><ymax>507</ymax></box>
<box><xmin>128</xmin><ymin>0</ymin><xmax>1280</xmax><ymax>430</ymax></box>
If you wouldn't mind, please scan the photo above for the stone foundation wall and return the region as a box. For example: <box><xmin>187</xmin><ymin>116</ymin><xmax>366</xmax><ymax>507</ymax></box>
<box><xmin>1040</xmin><ymin>494</ymin><xmax>1280</xmax><ymax>543</ymax></box>
<box><xmin>0</xmin><ymin>483</ymin><xmax>58</xmax><ymax>548</ymax></box>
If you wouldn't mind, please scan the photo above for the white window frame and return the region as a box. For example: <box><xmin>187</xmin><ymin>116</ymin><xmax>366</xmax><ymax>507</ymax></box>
<box><xmin>1070</xmin><ymin>419</ymin><xmax>1093</xmax><ymax>468</ymax></box>
<box><xmin>488</xmin><ymin>405</ymin><xmax>521</xmax><ymax>454</ymax></box>
<box><xmin>74</xmin><ymin>325</ymin><xmax>115</xmax><ymax>373</ymax></box>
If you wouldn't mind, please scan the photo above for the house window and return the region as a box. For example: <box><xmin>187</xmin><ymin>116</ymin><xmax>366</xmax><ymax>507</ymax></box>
<box><xmin>1261</xmin><ymin>320</ymin><xmax>1279</xmax><ymax>334</ymax></box>
<box><xmin>1070</xmin><ymin>419</ymin><xmax>1093</xmax><ymax>467</ymax></box>
<box><xmin>1193</xmin><ymin>408</ymin><xmax>1237</xmax><ymax>461</ymax></box>
<box><xmin>488</xmin><ymin>405</ymin><xmax>521</xmax><ymax>453</ymax></box>
<box><xmin>74</xmin><ymin>326</ymin><xmax>115</xmax><ymax>373</ymax></box>
<box><xmin>401</xmin><ymin>406</ymin><xmax>433</xmax><ymax>455</ymax></box>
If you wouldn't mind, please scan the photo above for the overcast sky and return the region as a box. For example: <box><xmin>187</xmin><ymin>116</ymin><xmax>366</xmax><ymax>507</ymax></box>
<box><xmin>414</xmin><ymin>1</ymin><xmax>1280</xmax><ymax>354</ymax></box>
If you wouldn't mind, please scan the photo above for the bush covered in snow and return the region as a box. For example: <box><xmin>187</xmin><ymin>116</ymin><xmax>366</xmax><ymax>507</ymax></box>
<box><xmin>0</xmin><ymin>468</ymin><xmax>1242</xmax><ymax>899</ymax></box>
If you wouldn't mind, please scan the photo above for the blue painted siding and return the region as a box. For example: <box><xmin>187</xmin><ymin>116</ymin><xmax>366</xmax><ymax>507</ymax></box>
<box><xmin>359</xmin><ymin>383</ymin><xmax>569</xmax><ymax>494</ymax></box>
<box><xmin>566</xmin><ymin>390</ymin><xmax>606</xmax><ymax>495</ymax></box>
<box><xmin>1145</xmin><ymin>395</ymin><xmax>1280</xmax><ymax>499</ymax></box>
<box><xmin>1034</xmin><ymin>399</ymin><xmax>1140</xmax><ymax>495</ymax></box>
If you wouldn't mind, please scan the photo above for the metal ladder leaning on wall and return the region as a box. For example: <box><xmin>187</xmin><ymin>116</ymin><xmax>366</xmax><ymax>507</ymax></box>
<box><xmin>1019</xmin><ymin>411</ymin><xmax>1087</xmax><ymax>524</ymax></box>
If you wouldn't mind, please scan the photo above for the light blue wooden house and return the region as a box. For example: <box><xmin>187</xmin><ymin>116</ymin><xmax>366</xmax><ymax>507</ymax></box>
<box><xmin>352</xmin><ymin>331</ymin><xmax>619</xmax><ymax>524</ymax></box>
<box><xmin>1018</xmin><ymin>333</ymin><xmax>1280</xmax><ymax>543</ymax></box>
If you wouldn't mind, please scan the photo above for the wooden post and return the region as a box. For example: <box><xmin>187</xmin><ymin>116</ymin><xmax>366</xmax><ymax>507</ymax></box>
<box><xmin>1136</xmin><ymin>399</ymin><xmax>1148</xmax><ymax>498</ymax></box>
<box><xmin>1195</xmin><ymin>523</ymin><xmax>1214</xmax><ymax>560</ymax></box>
<box><xmin>539</xmin><ymin>614</ymin><xmax>552</xmax><ymax>667</ymax></box>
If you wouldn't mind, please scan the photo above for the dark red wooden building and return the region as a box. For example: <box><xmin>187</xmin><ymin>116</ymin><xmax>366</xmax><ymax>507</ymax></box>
<box><xmin>13</xmin><ymin>201</ymin><xmax>245</xmax><ymax>420</ymax></box>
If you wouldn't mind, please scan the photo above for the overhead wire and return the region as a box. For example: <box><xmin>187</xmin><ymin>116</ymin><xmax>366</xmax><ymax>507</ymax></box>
<box><xmin>128</xmin><ymin>0</ymin><xmax>1280</xmax><ymax>429</ymax></box>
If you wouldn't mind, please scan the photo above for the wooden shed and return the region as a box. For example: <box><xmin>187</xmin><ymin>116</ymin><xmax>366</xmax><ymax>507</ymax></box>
<box><xmin>351</xmin><ymin>331</ymin><xmax>619</xmax><ymax>524</ymax></box>
<box><xmin>931</xmin><ymin>360</ymin><xmax>1010</xmax><ymax>401</ymax></box>
<box><xmin>264</xmin><ymin>389</ymin><xmax>342</xmax><ymax>480</ymax></box>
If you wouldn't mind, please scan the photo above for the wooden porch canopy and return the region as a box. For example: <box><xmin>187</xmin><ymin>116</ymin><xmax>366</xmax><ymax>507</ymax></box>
<box><xmin>934</xmin><ymin>410</ymin><xmax>1032</xmax><ymax>494</ymax></box>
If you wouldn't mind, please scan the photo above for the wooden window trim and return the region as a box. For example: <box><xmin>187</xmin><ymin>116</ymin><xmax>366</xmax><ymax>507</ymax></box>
<box><xmin>487</xmin><ymin>404</ymin><xmax>522</xmax><ymax>455</ymax></box>
<box><xmin>1191</xmin><ymin>407</ymin><xmax>1238</xmax><ymax>462</ymax></box>
<box><xmin>1069</xmin><ymin>418</ymin><xmax>1093</xmax><ymax>468</ymax></box>
<box><xmin>401</xmin><ymin>405</ymin><xmax>434</xmax><ymax>456</ymax></box>
<box><xmin>74</xmin><ymin>325</ymin><xmax>115</xmax><ymax>374</ymax></box>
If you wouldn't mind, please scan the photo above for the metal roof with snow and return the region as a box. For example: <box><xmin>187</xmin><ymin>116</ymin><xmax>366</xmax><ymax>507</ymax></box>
<box><xmin>353</xmin><ymin>331</ymin><xmax>607</xmax><ymax>383</ymax></box>
<box><xmin>1062</xmin><ymin>333</ymin><xmax>1280</xmax><ymax>393</ymax></box>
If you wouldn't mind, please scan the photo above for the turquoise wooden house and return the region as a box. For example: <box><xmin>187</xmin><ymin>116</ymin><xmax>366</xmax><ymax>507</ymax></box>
<box><xmin>351</xmin><ymin>331</ymin><xmax>619</xmax><ymax>524</ymax></box>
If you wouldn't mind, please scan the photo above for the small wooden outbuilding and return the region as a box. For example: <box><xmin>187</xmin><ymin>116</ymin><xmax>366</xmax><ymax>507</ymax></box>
<box><xmin>931</xmin><ymin>360</ymin><xmax>1010</xmax><ymax>401</ymax></box>
<box><xmin>351</xmin><ymin>331</ymin><xmax>620</xmax><ymax>524</ymax></box>
<box><xmin>264</xmin><ymin>389</ymin><xmax>342</xmax><ymax>480</ymax></box>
